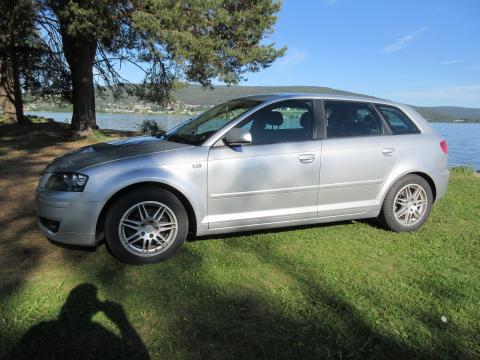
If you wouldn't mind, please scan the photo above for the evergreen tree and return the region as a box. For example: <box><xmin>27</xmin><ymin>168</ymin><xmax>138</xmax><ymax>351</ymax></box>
<box><xmin>38</xmin><ymin>0</ymin><xmax>285</xmax><ymax>136</ymax></box>
<box><xmin>0</xmin><ymin>0</ymin><xmax>36</xmax><ymax>124</ymax></box>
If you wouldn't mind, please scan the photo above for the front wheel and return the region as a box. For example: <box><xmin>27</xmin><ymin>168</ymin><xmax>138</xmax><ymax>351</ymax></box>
<box><xmin>378</xmin><ymin>174</ymin><xmax>433</xmax><ymax>232</ymax></box>
<box><xmin>105</xmin><ymin>187</ymin><xmax>188</xmax><ymax>264</ymax></box>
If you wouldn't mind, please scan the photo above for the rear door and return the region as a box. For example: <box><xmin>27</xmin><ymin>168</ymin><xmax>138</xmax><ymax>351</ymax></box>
<box><xmin>317</xmin><ymin>100</ymin><xmax>399</xmax><ymax>216</ymax></box>
<box><xmin>207</xmin><ymin>99</ymin><xmax>322</xmax><ymax>229</ymax></box>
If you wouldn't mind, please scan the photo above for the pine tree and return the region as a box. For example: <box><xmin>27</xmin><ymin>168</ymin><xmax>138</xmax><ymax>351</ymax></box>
<box><xmin>0</xmin><ymin>0</ymin><xmax>36</xmax><ymax>124</ymax></box>
<box><xmin>38</xmin><ymin>0</ymin><xmax>285</xmax><ymax>136</ymax></box>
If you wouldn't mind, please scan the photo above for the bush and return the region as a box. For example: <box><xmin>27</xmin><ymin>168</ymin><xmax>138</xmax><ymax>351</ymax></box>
<box><xmin>138</xmin><ymin>119</ymin><xmax>166</xmax><ymax>136</ymax></box>
<box><xmin>450</xmin><ymin>166</ymin><xmax>475</xmax><ymax>176</ymax></box>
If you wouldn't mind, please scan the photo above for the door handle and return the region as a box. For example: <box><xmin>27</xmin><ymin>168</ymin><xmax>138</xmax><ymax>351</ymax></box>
<box><xmin>298</xmin><ymin>154</ymin><xmax>315</xmax><ymax>163</ymax></box>
<box><xmin>382</xmin><ymin>148</ymin><xmax>396</xmax><ymax>156</ymax></box>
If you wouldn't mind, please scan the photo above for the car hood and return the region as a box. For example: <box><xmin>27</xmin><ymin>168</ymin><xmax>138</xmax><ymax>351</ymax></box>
<box><xmin>45</xmin><ymin>136</ymin><xmax>192</xmax><ymax>172</ymax></box>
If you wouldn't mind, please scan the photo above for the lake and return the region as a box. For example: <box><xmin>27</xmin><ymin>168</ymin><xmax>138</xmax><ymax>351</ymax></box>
<box><xmin>28</xmin><ymin>111</ymin><xmax>480</xmax><ymax>169</ymax></box>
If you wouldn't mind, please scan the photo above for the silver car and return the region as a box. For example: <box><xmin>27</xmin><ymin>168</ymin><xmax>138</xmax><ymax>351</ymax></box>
<box><xmin>36</xmin><ymin>94</ymin><xmax>449</xmax><ymax>264</ymax></box>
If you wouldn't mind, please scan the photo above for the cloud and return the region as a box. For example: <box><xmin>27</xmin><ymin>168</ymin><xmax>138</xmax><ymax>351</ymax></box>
<box><xmin>276</xmin><ymin>48</ymin><xmax>307</xmax><ymax>72</ymax></box>
<box><xmin>384</xmin><ymin>28</ymin><xmax>427</xmax><ymax>54</ymax></box>
<box><xmin>441</xmin><ymin>59</ymin><xmax>464</xmax><ymax>65</ymax></box>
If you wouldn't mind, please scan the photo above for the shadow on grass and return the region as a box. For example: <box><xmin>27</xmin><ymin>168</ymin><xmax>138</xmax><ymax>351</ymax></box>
<box><xmin>4</xmin><ymin>227</ymin><xmax>477</xmax><ymax>359</ymax></box>
<box><xmin>0</xmin><ymin>122</ymin><xmax>131</xmax><ymax>298</ymax></box>
<box><xmin>10</xmin><ymin>283</ymin><xmax>150</xmax><ymax>360</ymax></box>
<box><xmin>170</xmin><ymin>239</ymin><xmax>474</xmax><ymax>359</ymax></box>
<box><xmin>174</xmin><ymin>242</ymin><xmax>422</xmax><ymax>359</ymax></box>
<box><xmin>0</xmin><ymin>122</ymin><xmax>73</xmax><ymax>151</ymax></box>
<box><xmin>0</xmin><ymin>213</ymin><xmax>43</xmax><ymax>297</ymax></box>
<box><xmin>0</xmin><ymin>124</ymin><xmax>71</xmax><ymax>298</ymax></box>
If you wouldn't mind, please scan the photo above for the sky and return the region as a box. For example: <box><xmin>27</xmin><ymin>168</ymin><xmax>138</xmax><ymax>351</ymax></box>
<box><xmin>121</xmin><ymin>0</ymin><xmax>480</xmax><ymax>108</ymax></box>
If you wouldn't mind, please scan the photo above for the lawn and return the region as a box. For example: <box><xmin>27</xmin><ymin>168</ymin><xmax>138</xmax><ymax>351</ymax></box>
<box><xmin>0</xmin><ymin>122</ymin><xmax>479</xmax><ymax>359</ymax></box>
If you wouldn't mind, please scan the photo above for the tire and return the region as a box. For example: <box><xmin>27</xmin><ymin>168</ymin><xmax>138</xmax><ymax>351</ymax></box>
<box><xmin>105</xmin><ymin>187</ymin><xmax>188</xmax><ymax>264</ymax></box>
<box><xmin>378</xmin><ymin>174</ymin><xmax>433</xmax><ymax>232</ymax></box>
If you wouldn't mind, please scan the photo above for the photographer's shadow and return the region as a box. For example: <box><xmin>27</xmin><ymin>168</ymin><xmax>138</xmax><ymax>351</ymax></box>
<box><xmin>11</xmin><ymin>283</ymin><xmax>149</xmax><ymax>360</ymax></box>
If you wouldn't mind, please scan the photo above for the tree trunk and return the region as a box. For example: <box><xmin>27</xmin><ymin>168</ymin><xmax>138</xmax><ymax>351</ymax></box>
<box><xmin>62</xmin><ymin>36</ymin><xmax>97</xmax><ymax>137</ymax></box>
<box><xmin>0</xmin><ymin>56</ymin><xmax>26</xmax><ymax>124</ymax></box>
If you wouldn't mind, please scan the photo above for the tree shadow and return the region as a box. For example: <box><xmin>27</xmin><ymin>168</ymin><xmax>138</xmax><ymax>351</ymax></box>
<box><xmin>173</xmin><ymin>238</ymin><xmax>474</xmax><ymax>360</ymax></box>
<box><xmin>0</xmin><ymin>121</ymin><xmax>130</xmax><ymax>299</ymax></box>
<box><xmin>169</xmin><ymin>240</ymin><xmax>422</xmax><ymax>359</ymax></box>
<box><xmin>179</xmin><ymin>290</ymin><xmax>419</xmax><ymax>359</ymax></box>
<box><xmin>10</xmin><ymin>283</ymin><xmax>150</xmax><ymax>360</ymax></box>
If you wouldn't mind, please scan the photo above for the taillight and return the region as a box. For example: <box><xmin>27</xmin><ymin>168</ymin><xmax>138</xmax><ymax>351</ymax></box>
<box><xmin>440</xmin><ymin>140</ymin><xmax>448</xmax><ymax>154</ymax></box>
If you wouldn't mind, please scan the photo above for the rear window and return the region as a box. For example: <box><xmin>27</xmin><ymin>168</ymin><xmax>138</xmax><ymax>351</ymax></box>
<box><xmin>376</xmin><ymin>105</ymin><xmax>420</xmax><ymax>134</ymax></box>
<box><xmin>324</xmin><ymin>101</ymin><xmax>384</xmax><ymax>138</ymax></box>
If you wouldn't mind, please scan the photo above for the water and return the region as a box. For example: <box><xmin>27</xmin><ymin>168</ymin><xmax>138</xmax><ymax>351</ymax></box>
<box><xmin>27</xmin><ymin>111</ymin><xmax>189</xmax><ymax>132</ymax></box>
<box><xmin>28</xmin><ymin>112</ymin><xmax>480</xmax><ymax>169</ymax></box>
<box><xmin>431</xmin><ymin>123</ymin><xmax>479</xmax><ymax>169</ymax></box>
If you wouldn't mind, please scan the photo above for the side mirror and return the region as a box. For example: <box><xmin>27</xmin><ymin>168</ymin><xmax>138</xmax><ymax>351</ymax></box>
<box><xmin>224</xmin><ymin>128</ymin><xmax>252</xmax><ymax>146</ymax></box>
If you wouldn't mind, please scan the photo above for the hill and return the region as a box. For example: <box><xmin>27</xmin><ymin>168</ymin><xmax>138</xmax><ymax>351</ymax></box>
<box><xmin>174</xmin><ymin>85</ymin><xmax>368</xmax><ymax>104</ymax></box>
<box><xmin>413</xmin><ymin>106</ymin><xmax>480</xmax><ymax>123</ymax></box>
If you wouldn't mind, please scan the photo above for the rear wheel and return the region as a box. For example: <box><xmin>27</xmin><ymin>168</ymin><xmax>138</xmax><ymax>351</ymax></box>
<box><xmin>379</xmin><ymin>174</ymin><xmax>433</xmax><ymax>232</ymax></box>
<box><xmin>105</xmin><ymin>187</ymin><xmax>188</xmax><ymax>264</ymax></box>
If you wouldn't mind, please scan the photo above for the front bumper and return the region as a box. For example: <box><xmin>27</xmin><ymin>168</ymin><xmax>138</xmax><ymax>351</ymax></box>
<box><xmin>36</xmin><ymin>190</ymin><xmax>104</xmax><ymax>247</ymax></box>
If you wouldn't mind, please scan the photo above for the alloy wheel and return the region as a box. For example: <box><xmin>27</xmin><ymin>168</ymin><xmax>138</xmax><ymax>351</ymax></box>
<box><xmin>392</xmin><ymin>184</ymin><xmax>428</xmax><ymax>226</ymax></box>
<box><xmin>118</xmin><ymin>201</ymin><xmax>178</xmax><ymax>257</ymax></box>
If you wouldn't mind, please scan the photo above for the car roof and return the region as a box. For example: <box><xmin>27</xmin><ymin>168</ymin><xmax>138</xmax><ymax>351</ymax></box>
<box><xmin>238</xmin><ymin>93</ymin><xmax>403</xmax><ymax>107</ymax></box>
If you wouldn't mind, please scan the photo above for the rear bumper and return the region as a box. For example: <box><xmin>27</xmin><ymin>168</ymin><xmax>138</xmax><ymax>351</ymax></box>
<box><xmin>36</xmin><ymin>191</ymin><xmax>103</xmax><ymax>247</ymax></box>
<box><xmin>434</xmin><ymin>169</ymin><xmax>450</xmax><ymax>201</ymax></box>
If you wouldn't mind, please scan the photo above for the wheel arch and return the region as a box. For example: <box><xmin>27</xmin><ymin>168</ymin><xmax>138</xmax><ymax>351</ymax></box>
<box><xmin>381</xmin><ymin>170</ymin><xmax>437</xmax><ymax>207</ymax></box>
<box><xmin>410</xmin><ymin>171</ymin><xmax>437</xmax><ymax>202</ymax></box>
<box><xmin>95</xmin><ymin>181</ymin><xmax>197</xmax><ymax>242</ymax></box>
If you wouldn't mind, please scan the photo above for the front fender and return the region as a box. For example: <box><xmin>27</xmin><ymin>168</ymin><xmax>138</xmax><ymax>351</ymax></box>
<box><xmin>83</xmin><ymin>161</ymin><xmax>208</xmax><ymax>230</ymax></box>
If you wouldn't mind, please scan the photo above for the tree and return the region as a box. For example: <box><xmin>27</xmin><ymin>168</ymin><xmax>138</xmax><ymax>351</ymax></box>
<box><xmin>0</xmin><ymin>0</ymin><xmax>36</xmax><ymax>124</ymax></box>
<box><xmin>38</xmin><ymin>0</ymin><xmax>285</xmax><ymax>136</ymax></box>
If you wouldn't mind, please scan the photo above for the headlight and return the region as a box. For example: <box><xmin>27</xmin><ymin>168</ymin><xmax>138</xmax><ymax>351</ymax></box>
<box><xmin>45</xmin><ymin>173</ymin><xmax>89</xmax><ymax>192</ymax></box>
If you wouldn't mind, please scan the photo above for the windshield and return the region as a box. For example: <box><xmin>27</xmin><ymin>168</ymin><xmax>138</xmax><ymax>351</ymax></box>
<box><xmin>162</xmin><ymin>99</ymin><xmax>261</xmax><ymax>145</ymax></box>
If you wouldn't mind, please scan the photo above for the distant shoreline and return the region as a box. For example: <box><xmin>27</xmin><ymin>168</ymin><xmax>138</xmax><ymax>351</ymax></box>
<box><xmin>25</xmin><ymin>109</ymin><xmax>198</xmax><ymax>116</ymax></box>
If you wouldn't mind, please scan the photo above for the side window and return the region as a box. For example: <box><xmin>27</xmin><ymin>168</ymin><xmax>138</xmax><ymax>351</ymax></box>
<box><xmin>377</xmin><ymin>105</ymin><xmax>420</xmax><ymax>134</ymax></box>
<box><xmin>236</xmin><ymin>100</ymin><xmax>314</xmax><ymax>145</ymax></box>
<box><xmin>325</xmin><ymin>101</ymin><xmax>384</xmax><ymax>138</ymax></box>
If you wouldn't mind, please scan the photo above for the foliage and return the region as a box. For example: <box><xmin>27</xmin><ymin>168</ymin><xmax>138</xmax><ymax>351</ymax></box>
<box><xmin>24</xmin><ymin>114</ymin><xmax>55</xmax><ymax>123</ymax></box>
<box><xmin>138</xmin><ymin>119</ymin><xmax>165</xmax><ymax>136</ymax></box>
<box><xmin>0</xmin><ymin>0</ymin><xmax>35</xmax><ymax>123</ymax></box>
<box><xmin>0</xmin><ymin>0</ymin><xmax>34</xmax><ymax>51</ymax></box>
<box><xmin>450</xmin><ymin>166</ymin><xmax>475</xmax><ymax>176</ymax></box>
<box><xmin>32</xmin><ymin>0</ymin><xmax>285</xmax><ymax>134</ymax></box>
<box><xmin>0</xmin><ymin>0</ymin><xmax>72</xmax><ymax>124</ymax></box>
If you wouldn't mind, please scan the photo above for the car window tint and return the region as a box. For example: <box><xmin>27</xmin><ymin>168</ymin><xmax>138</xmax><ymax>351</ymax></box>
<box><xmin>237</xmin><ymin>100</ymin><xmax>314</xmax><ymax>144</ymax></box>
<box><xmin>377</xmin><ymin>105</ymin><xmax>420</xmax><ymax>134</ymax></box>
<box><xmin>325</xmin><ymin>101</ymin><xmax>384</xmax><ymax>138</ymax></box>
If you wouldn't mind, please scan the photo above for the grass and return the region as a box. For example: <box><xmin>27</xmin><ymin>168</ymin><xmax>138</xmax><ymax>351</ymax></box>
<box><xmin>0</xmin><ymin>122</ymin><xmax>479</xmax><ymax>359</ymax></box>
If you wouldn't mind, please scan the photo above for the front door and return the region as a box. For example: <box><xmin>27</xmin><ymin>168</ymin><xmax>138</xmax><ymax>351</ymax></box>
<box><xmin>207</xmin><ymin>99</ymin><xmax>321</xmax><ymax>229</ymax></box>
